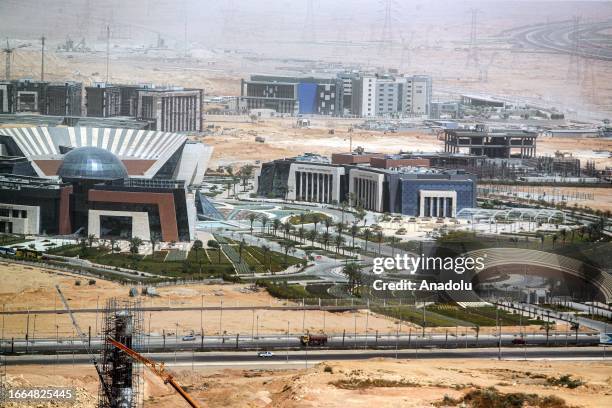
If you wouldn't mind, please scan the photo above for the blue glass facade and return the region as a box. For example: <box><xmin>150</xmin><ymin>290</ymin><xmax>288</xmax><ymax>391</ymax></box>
<box><xmin>297</xmin><ymin>83</ymin><xmax>317</xmax><ymax>114</ymax></box>
<box><xmin>398</xmin><ymin>178</ymin><xmax>476</xmax><ymax>216</ymax></box>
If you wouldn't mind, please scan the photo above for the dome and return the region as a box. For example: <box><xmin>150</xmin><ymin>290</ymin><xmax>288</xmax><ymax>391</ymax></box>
<box><xmin>58</xmin><ymin>147</ymin><xmax>128</xmax><ymax>181</ymax></box>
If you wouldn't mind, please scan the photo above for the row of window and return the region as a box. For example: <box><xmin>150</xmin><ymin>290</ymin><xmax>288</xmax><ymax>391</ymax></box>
<box><xmin>0</xmin><ymin>208</ymin><xmax>28</xmax><ymax>219</ymax></box>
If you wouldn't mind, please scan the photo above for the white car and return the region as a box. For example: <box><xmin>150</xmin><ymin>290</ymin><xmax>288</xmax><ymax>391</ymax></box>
<box><xmin>257</xmin><ymin>351</ymin><xmax>274</xmax><ymax>357</ymax></box>
<box><xmin>182</xmin><ymin>335</ymin><xmax>196</xmax><ymax>341</ymax></box>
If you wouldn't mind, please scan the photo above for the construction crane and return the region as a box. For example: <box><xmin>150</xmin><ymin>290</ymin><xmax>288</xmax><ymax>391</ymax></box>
<box><xmin>2</xmin><ymin>39</ymin><xmax>28</xmax><ymax>80</ymax></box>
<box><xmin>54</xmin><ymin>285</ymin><xmax>113</xmax><ymax>402</ymax></box>
<box><xmin>55</xmin><ymin>285</ymin><xmax>201</xmax><ymax>408</ymax></box>
<box><xmin>106</xmin><ymin>337</ymin><xmax>201</xmax><ymax>408</ymax></box>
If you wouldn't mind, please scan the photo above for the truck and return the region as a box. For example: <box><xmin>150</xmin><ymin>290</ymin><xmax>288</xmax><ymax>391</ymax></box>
<box><xmin>300</xmin><ymin>334</ymin><xmax>328</xmax><ymax>346</ymax></box>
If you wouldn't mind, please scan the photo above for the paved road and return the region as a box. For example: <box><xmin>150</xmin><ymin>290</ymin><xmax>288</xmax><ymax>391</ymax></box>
<box><xmin>2</xmin><ymin>332</ymin><xmax>600</xmax><ymax>354</ymax></box>
<box><xmin>4</xmin><ymin>347</ymin><xmax>610</xmax><ymax>367</ymax></box>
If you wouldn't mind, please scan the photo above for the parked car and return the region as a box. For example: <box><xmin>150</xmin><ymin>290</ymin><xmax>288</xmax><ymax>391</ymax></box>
<box><xmin>511</xmin><ymin>337</ymin><xmax>526</xmax><ymax>345</ymax></box>
<box><xmin>182</xmin><ymin>335</ymin><xmax>196</xmax><ymax>341</ymax></box>
<box><xmin>257</xmin><ymin>351</ymin><xmax>274</xmax><ymax>357</ymax></box>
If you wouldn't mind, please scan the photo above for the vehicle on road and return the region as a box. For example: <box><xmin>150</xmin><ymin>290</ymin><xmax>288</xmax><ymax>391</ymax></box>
<box><xmin>600</xmin><ymin>333</ymin><xmax>612</xmax><ymax>345</ymax></box>
<box><xmin>511</xmin><ymin>337</ymin><xmax>526</xmax><ymax>345</ymax></box>
<box><xmin>257</xmin><ymin>351</ymin><xmax>274</xmax><ymax>357</ymax></box>
<box><xmin>300</xmin><ymin>334</ymin><xmax>328</xmax><ymax>346</ymax></box>
<box><xmin>182</xmin><ymin>335</ymin><xmax>196</xmax><ymax>341</ymax></box>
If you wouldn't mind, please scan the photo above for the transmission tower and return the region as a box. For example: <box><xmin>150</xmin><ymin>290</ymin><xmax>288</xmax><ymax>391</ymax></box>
<box><xmin>567</xmin><ymin>16</ymin><xmax>583</xmax><ymax>82</ymax></box>
<box><xmin>302</xmin><ymin>0</ymin><xmax>316</xmax><ymax>43</ymax></box>
<box><xmin>466</xmin><ymin>8</ymin><xmax>480</xmax><ymax>68</ymax></box>
<box><xmin>381</xmin><ymin>0</ymin><xmax>393</xmax><ymax>46</ymax></box>
<box><xmin>399</xmin><ymin>31</ymin><xmax>414</xmax><ymax>71</ymax></box>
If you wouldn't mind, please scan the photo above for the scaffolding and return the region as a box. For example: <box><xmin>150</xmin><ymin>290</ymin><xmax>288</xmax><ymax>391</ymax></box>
<box><xmin>98</xmin><ymin>299</ymin><xmax>144</xmax><ymax>408</ymax></box>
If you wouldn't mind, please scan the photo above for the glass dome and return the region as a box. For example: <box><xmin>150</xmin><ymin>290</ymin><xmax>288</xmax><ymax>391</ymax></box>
<box><xmin>58</xmin><ymin>147</ymin><xmax>128</xmax><ymax>181</ymax></box>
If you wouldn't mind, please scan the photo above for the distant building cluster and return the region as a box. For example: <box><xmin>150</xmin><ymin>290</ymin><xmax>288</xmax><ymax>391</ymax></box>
<box><xmin>255</xmin><ymin>152</ymin><xmax>476</xmax><ymax>217</ymax></box>
<box><xmin>0</xmin><ymin>79</ymin><xmax>203</xmax><ymax>132</ymax></box>
<box><xmin>240</xmin><ymin>72</ymin><xmax>432</xmax><ymax>118</ymax></box>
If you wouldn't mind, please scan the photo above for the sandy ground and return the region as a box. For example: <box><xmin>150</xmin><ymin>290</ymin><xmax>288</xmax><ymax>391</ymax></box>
<box><xmin>480</xmin><ymin>184</ymin><xmax>612</xmax><ymax>213</ymax></box>
<box><xmin>195</xmin><ymin>117</ymin><xmax>612</xmax><ymax>171</ymax></box>
<box><xmin>0</xmin><ymin>263</ymin><xmax>578</xmax><ymax>339</ymax></box>
<box><xmin>4</xmin><ymin>359</ymin><xmax>612</xmax><ymax>407</ymax></box>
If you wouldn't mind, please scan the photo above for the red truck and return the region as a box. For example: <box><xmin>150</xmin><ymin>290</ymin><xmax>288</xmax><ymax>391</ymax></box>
<box><xmin>300</xmin><ymin>334</ymin><xmax>328</xmax><ymax>346</ymax></box>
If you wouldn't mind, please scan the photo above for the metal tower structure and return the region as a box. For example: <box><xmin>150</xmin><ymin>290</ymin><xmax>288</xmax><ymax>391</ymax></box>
<box><xmin>40</xmin><ymin>35</ymin><xmax>45</xmax><ymax>81</ymax></box>
<box><xmin>567</xmin><ymin>16</ymin><xmax>583</xmax><ymax>82</ymax></box>
<box><xmin>466</xmin><ymin>8</ymin><xmax>480</xmax><ymax>68</ymax></box>
<box><xmin>2</xmin><ymin>39</ymin><xmax>27</xmax><ymax>81</ymax></box>
<box><xmin>302</xmin><ymin>0</ymin><xmax>316</xmax><ymax>43</ymax></box>
<box><xmin>98</xmin><ymin>299</ymin><xmax>144</xmax><ymax>408</ymax></box>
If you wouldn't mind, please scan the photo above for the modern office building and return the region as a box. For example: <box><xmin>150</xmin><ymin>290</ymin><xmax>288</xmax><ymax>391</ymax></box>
<box><xmin>0</xmin><ymin>126</ymin><xmax>211</xmax><ymax>185</ymax></box>
<box><xmin>443</xmin><ymin>126</ymin><xmax>538</xmax><ymax>159</ymax></box>
<box><xmin>0</xmin><ymin>137</ymin><xmax>206</xmax><ymax>240</ymax></box>
<box><xmin>256</xmin><ymin>154</ymin><xmax>476</xmax><ymax>217</ymax></box>
<box><xmin>85</xmin><ymin>83</ymin><xmax>122</xmax><ymax>117</ymax></box>
<box><xmin>240</xmin><ymin>75</ymin><xmax>339</xmax><ymax>115</ymax></box>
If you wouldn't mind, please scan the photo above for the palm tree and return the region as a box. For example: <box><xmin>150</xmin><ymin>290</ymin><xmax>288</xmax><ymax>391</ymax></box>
<box><xmin>336</xmin><ymin>222</ymin><xmax>345</xmax><ymax>239</ymax></box>
<box><xmin>239</xmin><ymin>164</ymin><xmax>254</xmax><ymax>191</ymax></box>
<box><xmin>321</xmin><ymin>232</ymin><xmax>331</xmax><ymax>251</ymax></box>
<box><xmin>307</xmin><ymin>229</ymin><xmax>317</xmax><ymax>247</ymax></box>
<box><xmin>207</xmin><ymin>240</ymin><xmax>222</xmax><ymax>263</ymax></box>
<box><xmin>324</xmin><ymin>217</ymin><xmax>332</xmax><ymax>234</ymax></box>
<box><xmin>376</xmin><ymin>231</ymin><xmax>383</xmax><ymax>256</ymax></box>
<box><xmin>312</xmin><ymin>214</ymin><xmax>321</xmax><ymax>232</ymax></box>
<box><xmin>261</xmin><ymin>245</ymin><xmax>271</xmax><ymax>272</ymax></box>
<box><xmin>283</xmin><ymin>221</ymin><xmax>292</xmax><ymax>239</ymax></box>
<box><xmin>109</xmin><ymin>237</ymin><xmax>116</xmax><ymax>254</ymax></box>
<box><xmin>363</xmin><ymin>228</ymin><xmax>371</xmax><ymax>253</ymax></box>
<box><xmin>334</xmin><ymin>234</ymin><xmax>345</xmax><ymax>254</ymax></box>
<box><xmin>298</xmin><ymin>226</ymin><xmax>306</xmax><ymax>243</ymax></box>
<box><xmin>192</xmin><ymin>239</ymin><xmax>203</xmax><ymax>277</ymax></box>
<box><xmin>129</xmin><ymin>237</ymin><xmax>143</xmax><ymax>255</ymax></box>
<box><xmin>343</xmin><ymin>262</ymin><xmax>362</xmax><ymax>295</ymax></box>
<box><xmin>299</xmin><ymin>213</ymin><xmax>306</xmax><ymax>227</ymax></box>
<box><xmin>150</xmin><ymin>232</ymin><xmax>160</xmax><ymax>255</ymax></box>
<box><xmin>87</xmin><ymin>234</ymin><xmax>97</xmax><ymax>248</ymax></box>
<box><xmin>260</xmin><ymin>215</ymin><xmax>269</xmax><ymax>235</ymax></box>
<box><xmin>282</xmin><ymin>241</ymin><xmax>294</xmax><ymax>266</ymax></box>
<box><xmin>238</xmin><ymin>239</ymin><xmax>246</xmax><ymax>263</ymax></box>
<box><xmin>552</xmin><ymin>234</ymin><xmax>558</xmax><ymax>248</ymax></box>
<box><xmin>272</xmin><ymin>219</ymin><xmax>282</xmax><ymax>236</ymax></box>
<box><xmin>248</xmin><ymin>213</ymin><xmax>257</xmax><ymax>235</ymax></box>
<box><xmin>350</xmin><ymin>223</ymin><xmax>359</xmax><ymax>252</ymax></box>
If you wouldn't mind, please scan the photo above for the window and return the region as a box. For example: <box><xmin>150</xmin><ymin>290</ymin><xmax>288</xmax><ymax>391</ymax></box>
<box><xmin>0</xmin><ymin>208</ymin><xmax>9</xmax><ymax>217</ymax></box>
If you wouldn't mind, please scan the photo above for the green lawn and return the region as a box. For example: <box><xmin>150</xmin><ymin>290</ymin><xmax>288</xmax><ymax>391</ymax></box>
<box><xmin>427</xmin><ymin>305</ymin><xmax>545</xmax><ymax>327</ymax></box>
<box><xmin>48</xmin><ymin>244</ymin><xmax>235</xmax><ymax>279</ymax></box>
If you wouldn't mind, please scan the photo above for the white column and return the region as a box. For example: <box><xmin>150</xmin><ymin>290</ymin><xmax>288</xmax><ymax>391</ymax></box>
<box><xmin>443</xmin><ymin>197</ymin><xmax>447</xmax><ymax>218</ymax></box>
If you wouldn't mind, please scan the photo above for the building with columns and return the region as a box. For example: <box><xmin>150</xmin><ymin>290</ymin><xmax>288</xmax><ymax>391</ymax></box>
<box><xmin>256</xmin><ymin>155</ymin><xmax>477</xmax><ymax>218</ymax></box>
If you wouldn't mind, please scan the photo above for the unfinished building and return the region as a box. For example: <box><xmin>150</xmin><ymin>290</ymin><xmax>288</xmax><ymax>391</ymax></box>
<box><xmin>443</xmin><ymin>127</ymin><xmax>537</xmax><ymax>158</ymax></box>
<box><xmin>137</xmin><ymin>87</ymin><xmax>202</xmax><ymax>132</ymax></box>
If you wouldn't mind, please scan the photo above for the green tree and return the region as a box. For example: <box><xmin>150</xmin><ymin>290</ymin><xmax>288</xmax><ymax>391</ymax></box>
<box><xmin>343</xmin><ymin>262</ymin><xmax>362</xmax><ymax>295</ymax></box>
<box><xmin>282</xmin><ymin>241</ymin><xmax>294</xmax><ymax>266</ymax></box>
<box><xmin>192</xmin><ymin>239</ymin><xmax>203</xmax><ymax>277</ymax></box>
<box><xmin>238</xmin><ymin>239</ymin><xmax>246</xmax><ymax>263</ymax></box>
<box><xmin>350</xmin><ymin>223</ymin><xmax>359</xmax><ymax>252</ymax></box>
<box><xmin>150</xmin><ymin>232</ymin><xmax>160</xmax><ymax>255</ymax></box>
<box><xmin>312</xmin><ymin>214</ymin><xmax>321</xmax><ymax>232</ymax></box>
<box><xmin>87</xmin><ymin>234</ymin><xmax>97</xmax><ymax>248</ymax></box>
<box><xmin>129</xmin><ymin>237</ymin><xmax>143</xmax><ymax>255</ymax></box>
<box><xmin>298</xmin><ymin>226</ymin><xmax>306</xmax><ymax>243</ymax></box>
<box><xmin>363</xmin><ymin>228</ymin><xmax>371</xmax><ymax>253</ymax></box>
<box><xmin>261</xmin><ymin>245</ymin><xmax>271</xmax><ymax>272</ymax></box>
<box><xmin>248</xmin><ymin>213</ymin><xmax>257</xmax><ymax>235</ymax></box>
<box><xmin>376</xmin><ymin>231</ymin><xmax>384</xmax><ymax>255</ymax></box>
<box><xmin>283</xmin><ymin>221</ymin><xmax>292</xmax><ymax>239</ymax></box>
<box><xmin>307</xmin><ymin>229</ymin><xmax>317</xmax><ymax>247</ymax></box>
<box><xmin>321</xmin><ymin>231</ymin><xmax>331</xmax><ymax>251</ymax></box>
<box><xmin>334</xmin><ymin>234</ymin><xmax>345</xmax><ymax>254</ymax></box>
<box><xmin>272</xmin><ymin>218</ymin><xmax>282</xmax><ymax>236</ymax></box>
<box><xmin>260</xmin><ymin>215</ymin><xmax>269</xmax><ymax>235</ymax></box>
<box><xmin>324</xmin><ymin>217</ymin><xmax>333</xmax><ymax>234</ymax></box>
<box><xmin>207</xmin><ymin>239</ymin><xmax>222</xmax><ymax>263</ymax></box>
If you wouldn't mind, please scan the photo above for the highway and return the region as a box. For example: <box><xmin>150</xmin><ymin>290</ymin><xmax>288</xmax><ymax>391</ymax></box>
<box><xmin>1</xmin><ymin>332</ymin><xmax>600</xmax><ymax>354</ymax></box>
<box><xmin>3</xmin><ymin>347</ymin><xmax>610</xmax><ymax>368</ymax></box>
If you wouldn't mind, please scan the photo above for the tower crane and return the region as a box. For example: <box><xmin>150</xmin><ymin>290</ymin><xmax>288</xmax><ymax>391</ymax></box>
<box><xmin>2</xmin><ymin>39</ymin><xmax>28</xmax><ymax>80</ymax></box>
<box><xmin>55</xmin><ymin>285</ymin><xmax>201</xmax><ymax>408</ymax></box>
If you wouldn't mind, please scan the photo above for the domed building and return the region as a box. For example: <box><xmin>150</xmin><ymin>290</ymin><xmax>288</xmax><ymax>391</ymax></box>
<box><xmin>0</xmin><ymin>127</ymin><xmax>206</xmax><ymax>241</ymax></box>
<box><xmin>58</xmin><ymin>147</ymin><xmax>129</xmax><ymax>181</ymax></box>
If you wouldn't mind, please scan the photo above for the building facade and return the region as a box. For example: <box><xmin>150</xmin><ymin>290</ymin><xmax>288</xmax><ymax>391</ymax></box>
<box><xmin>257</xmin><ymin>155</ymin><xmax>477</xmax><ymax>217</ymax></box>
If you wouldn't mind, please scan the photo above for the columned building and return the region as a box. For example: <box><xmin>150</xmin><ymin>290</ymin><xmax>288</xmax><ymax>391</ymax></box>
<box><xmin>419</xmin><ymin>191</ymin><xmax>457</xmax><ymax>218</ymax></box>
<box><xmin>287</xmin><ymin>163</ymin><xmax>344</xmax><ymax>204</ymax></box>
<box><xmin>348</xmin><ymin>168</ymin><xmax>384</xmax><ymax>212</ymax></box>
